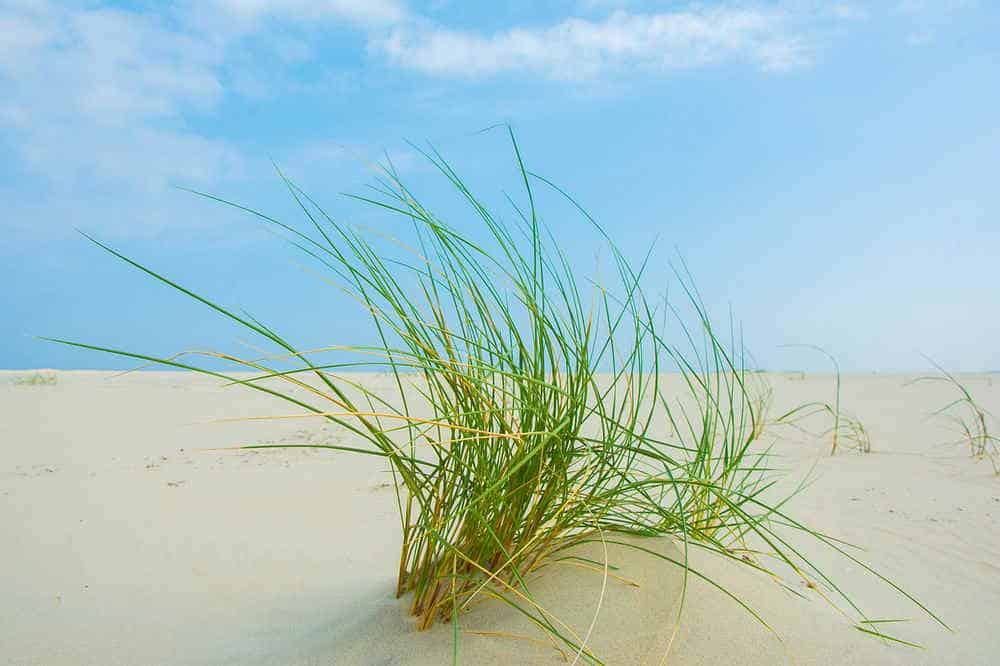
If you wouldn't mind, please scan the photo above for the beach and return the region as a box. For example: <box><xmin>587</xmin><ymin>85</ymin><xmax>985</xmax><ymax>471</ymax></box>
<box><xmin>3</xmin><ymin>370</ymin><xmax>999</xmax><ymax>665</ymax></box>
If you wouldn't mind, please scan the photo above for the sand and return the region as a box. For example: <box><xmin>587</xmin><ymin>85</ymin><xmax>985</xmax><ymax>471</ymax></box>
<box><xmin>2</xmin><ymin>370</ymin><xmax>1000</xmax><ymax>665</ymax></box>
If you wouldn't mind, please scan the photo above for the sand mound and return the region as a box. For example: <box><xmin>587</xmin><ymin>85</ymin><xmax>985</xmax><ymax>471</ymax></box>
<box><xmin>331</xmin><ymin>536</ymin><xmax>686</xmax><ymax>664</ymax></box>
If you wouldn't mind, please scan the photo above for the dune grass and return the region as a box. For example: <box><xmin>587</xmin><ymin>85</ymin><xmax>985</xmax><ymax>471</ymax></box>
<box><xmin>913</xmin><ymin>359</ymin><xmax>998</xmax><ymax>474</ymax></box>
<box><xmin>775</xmin><ymin>346</ymin><xmax>871</xmax><ymax>455</ymax></box>
<box><xmin>49</xmin><ymin>131</ymin><xmax>942</xmax><ymax>661</ymax></box>
<box><xmin>12</xmin><ymin>372</ymin><xmax>57</xmax><ymax>386</ymax></box>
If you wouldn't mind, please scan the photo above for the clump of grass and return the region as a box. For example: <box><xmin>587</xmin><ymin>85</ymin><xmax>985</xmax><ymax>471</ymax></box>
<box><xmin>776</xmin><ymin>345</ymin><xmax>871</xmax><ymax>455</ymax></box>
<box><xmin>13</xmin><ymin>372</ymin><xmax>58</xmax><ymax>386</ymax></box>
<box><xmin>912</xmin><ymin>359</ymin><xmax>998</xmax><ymax>474</ymax></box>
<box><xmin>49</xmin><ymin>131</ymin><xmax>942</xmax><ymax>660</ymax></box>
<box><xmin>837</xmin><ymin>414</ymin><xmax>872</xmax><ymax>454</ymax></box>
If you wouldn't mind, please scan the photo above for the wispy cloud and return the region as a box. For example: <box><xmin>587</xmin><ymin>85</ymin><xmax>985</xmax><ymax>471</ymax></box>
<box><xmin>893</xmin><ymin>0</ymin><xmax>979</xmax><ymax>44</ymax></box>
<box><xmin>1</xmin><ymin>0</ymin><xmax>977</xmax><ymax>238</ymax></box>
<box><xmin>1</xmin><ymin>1</ymin><xmax>233</xmax><ymax>193</ymax></box>
<box><xmin>0</xmin><ymin>0</ymin><xmax>818</xmax><ymax>216</ymax></box>
<box><xmin>204</xmin><ymin>0</ymin><xmax>407</xmax><ymax>26</ymax></box>
<box><xmin>0</xmin><ymin>0</ymin><xmax>410</xmax><ymax>202</ymax></box>
<box><xmin>1</xmin><ymin>4</ymin><xmax>222</xmax><ymax>127</ymax></box>
<box><xmin>374</xmin><ymin>8</ymin><xmax>811</xmax><ymax>80</ymax></box>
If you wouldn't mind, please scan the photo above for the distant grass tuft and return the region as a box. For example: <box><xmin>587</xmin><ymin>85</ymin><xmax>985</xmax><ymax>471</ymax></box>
<box><xmin>913</xmin><ymin>358</ymin><xmax>998</xmax><ymax>474</ymax></box>
<box><xmin>51</xmin><ymin>130</ymin><xmax>942</xmax><ymax>661</ymax></box>
<box><xmin>776</xmin><ymin>346</ymin><xmax>871</xmax><ymax>454</ymax></box>
<box><xmin>13</xmin><ymin>372</ymin><xmax>58</xmax><ymax>386</ymax></box>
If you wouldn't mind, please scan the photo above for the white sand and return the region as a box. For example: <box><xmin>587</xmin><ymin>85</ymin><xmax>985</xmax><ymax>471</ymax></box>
<box><xmin>2</xmin><ymin>370</ymin><xmax>1000</xmax><ymax>664</ymax></box>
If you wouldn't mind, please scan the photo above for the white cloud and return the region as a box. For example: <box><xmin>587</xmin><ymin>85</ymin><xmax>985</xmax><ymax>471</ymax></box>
<box><xmin>1</xmin><ymin>1</ymin><xmax>232</xmax><ymax>194</ymax></box>
<box><xmin>0</xmin><ymin>0</ymin><xmax>412</xmax><ymax>207</ymax></box>
<box><xmin>892</xmin><ymin>0</ymin><xmax>978</xmax><ymax>44</ymax></box>
<box><xmin>895</xmin><ymin>0</ymin><xmax>978</xmax><ymax>14</ymax></box>
<box><xmin>284</xmin><ymin>139</ymin><xmax>419</xmax><ymax>178</ymax></box>
<box><xmin>0</xmin><ymin>0</ymin><xmax>419</xmax><ymax>238</ymax></box>
<box><xmin>374</xmin><ymin>8</ymin><xmax>812</xmax><ymax>80</ymax></box>
<box><xmin>19</xmin><ymin>124</ymin><xmax>242</xmax><ymax>194</ymax></box>
<box><xmin>3</xmin><ymin>4</ymin><xmax>224</xmax><ymax>122</ymax></box>
<box><xmin>207</xmin><ymin>0</ymin><xmax>407</xmax><ymax>25</ymax></box>
<box><xmin>4</xmin><ymin>0</ymin><xmax>965</xmax><ymax>238</ymax></box>
<box><xmin>830</xmin><ymin>4</ymin><xmax>868</xmax><ymax>20</ymax></box>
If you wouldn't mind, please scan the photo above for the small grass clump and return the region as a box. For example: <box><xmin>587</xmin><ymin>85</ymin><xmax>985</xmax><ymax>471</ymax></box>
<box><xmin>913</xmin><ymin>359</ymin><xmax>998</xmax><ymax>474</ymax></box>
<box><xmin>776</xmin><ymin>345</ymin><xmax>871</xmax><ymax>454</ymax></box>
<box><xmin>51</xmin><ymin>131</ymin><xmax>941</xmax><ymax>661</ymax></box>
<box><xmin>13</xmin><ymin>372</ymin><xmax>58</xmax><ymax>386</ymax></box>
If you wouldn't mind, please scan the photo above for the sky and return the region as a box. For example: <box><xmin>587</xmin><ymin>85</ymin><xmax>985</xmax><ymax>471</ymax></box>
<box><xmin>1</xmin><ymin>0</ymin><xmax>997</xmax><ymax>372</ymax></box>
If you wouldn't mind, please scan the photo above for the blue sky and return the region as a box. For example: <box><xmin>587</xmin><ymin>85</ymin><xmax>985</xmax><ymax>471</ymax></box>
<box><xmin>1</xmin><ymin>0</ymin><xmax>997</xmax><ymax>372</ymax></box>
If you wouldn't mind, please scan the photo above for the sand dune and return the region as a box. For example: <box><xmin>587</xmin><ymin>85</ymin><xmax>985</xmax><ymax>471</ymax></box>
<box><xmin>2</xmin><ymin>370</ymin><xmax>999</xmax><ymax>664</ymax></box>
